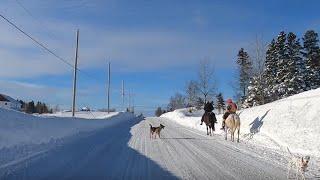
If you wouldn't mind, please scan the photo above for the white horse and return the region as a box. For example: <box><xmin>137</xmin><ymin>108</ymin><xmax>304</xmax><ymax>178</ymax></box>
<box><xmin>224</xmin><ymin>113</ymin><xmax>240</xmax><ymax>142</ymax></box>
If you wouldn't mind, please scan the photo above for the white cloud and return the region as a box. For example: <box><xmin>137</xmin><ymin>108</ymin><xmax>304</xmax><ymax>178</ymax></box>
<box><xmin>0</xmin><ymin>2</ymin><xmax>246</xmax><ymax>78</ymax></box>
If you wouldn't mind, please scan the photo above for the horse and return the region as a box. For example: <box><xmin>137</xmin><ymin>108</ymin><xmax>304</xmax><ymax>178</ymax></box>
<box><xmin>224</xmin><ymin>113</ymin><xmax>240</xmax><ymax>142</ymax></box>
<box><xmin>201</xmin><ymin>112</ymin><xmax>217</xmax><ymax>136</ymax></box>
<box><xmin>200</xmin><ymin>101</ymin><xmax>217</xmax><ymax>136</ymax></box>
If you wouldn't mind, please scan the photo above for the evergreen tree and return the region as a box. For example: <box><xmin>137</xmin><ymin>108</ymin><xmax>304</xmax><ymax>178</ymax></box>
<box><xmin>285</xmin><ymin>32</ymin><xmax>306</xmax><ymax>96</ymax></box>
<box><xmin>155</xmin><ymin>107</ymin><xmax>163</xmax><ymax>117</ymax></box>
<box><xmin>215</xmin><ymin>93</ymin><xmax>225</xmax><ymax>114</ymax></box>
<box><xmin>244</xmin><ymin>76</ymin><xmax>265</xmax><ymax>107</ymax></box>
<box><xmin>263</xmin><ymin>39</ymin><xmax>277</xmax><ymax>103</ymax></box>
<box><xmin>302</xmin><ymin>30</ymin><xmax>320</xmax><ymax>89</ymax></box>
<box><xmin>36</xmin><ymin>101</ymin><xmax>42</xmax><ymax>114</ymax></box>
<box><xmin>42</xmin><ymin>103</ymin><xmax>49</xmax><ymax>113</ymax></box>
<box><xmin>274</xmin><ymin>31</ymin><xmax>288</xmax><ymax>98</ymax></box>
<box><xmin>26</xmin><ymin>101</ymin><xmax>36</xmax><ymax>114</ymax></box>
<box><xmin>236</xmin><ymin>48</ymin><xmax>252</xmax><ymax>103</ymax></box>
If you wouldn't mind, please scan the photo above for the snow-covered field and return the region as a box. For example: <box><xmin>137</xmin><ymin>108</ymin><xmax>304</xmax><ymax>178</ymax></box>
<box><xmin>162</xmin><ymin>88</ymin><xmax>320</xmax><ymax>175</ymax></box>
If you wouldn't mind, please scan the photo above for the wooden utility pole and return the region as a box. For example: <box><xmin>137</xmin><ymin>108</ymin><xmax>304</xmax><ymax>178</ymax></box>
<box><xmin>121</xmin><ymin>80</ymin><xmax>125</xmax><ymax>111</ymax></box>
<box><xmin>107</xmin><ymin>62</ymin><xmax>111</xmax><ymax>114</ymax></box>
<box><xmin>72</xmin><ymin>29</ymin><xmax>79</xmax><ymax>117</ymax></box>
<box><xmin>128</xmin><ymin>90</ymin><xmax>131</xmax><ymax>112</ymax></box>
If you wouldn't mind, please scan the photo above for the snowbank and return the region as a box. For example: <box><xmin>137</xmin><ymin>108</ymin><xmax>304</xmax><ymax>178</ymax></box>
<box><xmin>0</xmin><ymin>108</ymin><xmax>135</xmax><ymax>149</ymax></box>
<box><xmin>162</xmin><ymin>88</ymin><xmax>320</xmax><ymax>158</ymax></box>
<box><xmin>39</xmin><ymin>111</ymin><xmax>119</xmax><ymax>119</ymax></box>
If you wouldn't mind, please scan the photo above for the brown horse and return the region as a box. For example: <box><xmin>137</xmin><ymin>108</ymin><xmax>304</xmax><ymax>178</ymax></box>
<box><xmin>224</xmin><ymin>113</ymin><xmax>240</xmax><ymax>142</ymax></box>
<box><xmin>200</xmin><ymin>112</ymin><xmax>217</xmax><ymax>136</ymax></box>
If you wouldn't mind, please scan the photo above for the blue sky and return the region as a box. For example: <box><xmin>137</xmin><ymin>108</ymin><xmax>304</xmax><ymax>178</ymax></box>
<box><xmin>0</xmin><ymin>0</ymin><xmax>319</xmax><ymax>115</ymax></box>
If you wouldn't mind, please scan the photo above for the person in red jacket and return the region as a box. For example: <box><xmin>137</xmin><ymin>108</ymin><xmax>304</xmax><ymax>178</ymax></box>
<box><xmin>221</xmin><ymin>99</ymin><xmax>238</xmax><ymax>130</ymax></box>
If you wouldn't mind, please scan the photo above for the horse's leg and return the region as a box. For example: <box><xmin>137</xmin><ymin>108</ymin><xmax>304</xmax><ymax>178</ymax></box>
<box><xmin>225</xmin><ymin>127</ymin><xmax>227</xmax><ymax>140</ymax></box>
<box><xmin>231</xmin><ymin>130</ymin><xmax>234</xmax><ymax>142</ymax></box>
<box><xmin>206</xmin><ymin>126</ymin><xmax>209</xmax><ymax>135</ymax></box>
<box><xmin>237</xmin><ymin>128</ymin><xmax>240</xmax><ymax>143</ymax></box>
<box><xmin>209</xmin><ymin>126</ymin><xmax>212</xmax><ymax>136</ymax></box>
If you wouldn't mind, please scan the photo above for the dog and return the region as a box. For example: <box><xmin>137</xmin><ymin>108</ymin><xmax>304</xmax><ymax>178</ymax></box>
<box><xmin>149</xmin><ymin>124</ymin><xmax>165</xmax><ymax>139</ymax></box>
<box><xmin>287</xmin><ymin>147</ymin><xmax>310</xmax><ymax>180</ymax></box>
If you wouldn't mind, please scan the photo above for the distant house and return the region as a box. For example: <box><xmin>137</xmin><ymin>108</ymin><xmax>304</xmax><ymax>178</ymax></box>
<box><xmin>0</xmin><ymin>94</ymin><xmax>22</xmax><ymax>110</ymax></box>
<box><xmin>81</xmin><ymin>107</ymin><xmax>90</xmax><ymax>111</ymax></box>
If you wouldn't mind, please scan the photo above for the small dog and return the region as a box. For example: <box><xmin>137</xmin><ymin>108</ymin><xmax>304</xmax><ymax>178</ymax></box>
<box><xmin>287</xmin><ymin>147</ymin><xmax>310</xmax><ymax>180</ymax></box>
<box><xmin>149</xmin><ymin>124</ymin><xmax>165</xmax><ymax>139</ymax></box>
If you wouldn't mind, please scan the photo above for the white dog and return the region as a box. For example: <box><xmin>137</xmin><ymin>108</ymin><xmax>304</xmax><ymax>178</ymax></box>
<box><xmin>287</xmin><ymin>147</ymin><xmax>310</xmax><ymax>180</ymax></box>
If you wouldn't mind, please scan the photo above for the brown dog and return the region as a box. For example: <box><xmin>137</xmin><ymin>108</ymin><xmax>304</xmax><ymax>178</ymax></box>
<box><xmin>149</xmin><ymin>124</ymin><xmax>165</xmax><ymax>139</ymax></box>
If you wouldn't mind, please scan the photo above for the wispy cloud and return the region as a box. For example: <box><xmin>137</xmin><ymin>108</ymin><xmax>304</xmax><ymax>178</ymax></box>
<box><xmin>0</xmin><ymin>1</ymin><xmax>248</xmax><ymax>79</ymax></box>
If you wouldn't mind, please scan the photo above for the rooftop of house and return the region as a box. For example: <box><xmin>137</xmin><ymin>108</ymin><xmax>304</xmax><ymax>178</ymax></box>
<box><xmin>0</xmin><ymin>94</ymin><xmax>9</xmax><ymax>102</ymax></box>
<box><xmin>0</xmin><ymin>94</ymin><xmax>21</xmax><ymax>104</ymax></box>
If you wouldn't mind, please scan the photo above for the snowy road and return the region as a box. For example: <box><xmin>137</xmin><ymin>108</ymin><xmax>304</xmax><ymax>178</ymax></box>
<box><xmin>0</xmin><ymin>117</ymin><xmax>287</xmax><ymax>180</ymax></box>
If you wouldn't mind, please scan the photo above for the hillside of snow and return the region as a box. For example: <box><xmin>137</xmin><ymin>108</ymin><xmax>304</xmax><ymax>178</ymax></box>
<box><xmin>161</xmin><ymin>88</ymin><xmax>320</xmax><ymax>158</ymax></box>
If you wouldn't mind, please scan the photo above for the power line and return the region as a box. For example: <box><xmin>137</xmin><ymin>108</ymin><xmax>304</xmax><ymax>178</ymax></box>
<box><xmin>0</xmin><ymin>13</ymin><xmax>75</xmax><ymax>68</ymax></box>
<box><xmin>14</xmin><ymin>0</ymin><xmax>58</xmax><ymax>40</ymax></box>
<box><xmin>0</xmin><ymin>13</ymin><xmax>100</xmax><ymax>82</ymax></box>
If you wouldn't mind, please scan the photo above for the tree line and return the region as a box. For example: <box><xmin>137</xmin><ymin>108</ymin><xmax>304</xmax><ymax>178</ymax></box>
<box><xmin>155</xmin><ymin>29</ymin><xmax>320</xmax><ymax>116</ymax></box>
<box><xmin>18</xmin><ymin>100</ymin><xmax>53</xmax><ymax>114</ymax></box>
<box><xmin>239</xmin><ymin>30</ymin><xmax>320</xmax><ymax>107</ymax></box>
<box><xmin>155</xmin><ymin>59</ymin><xmax>224</xmax><ymax>116</ymax></box>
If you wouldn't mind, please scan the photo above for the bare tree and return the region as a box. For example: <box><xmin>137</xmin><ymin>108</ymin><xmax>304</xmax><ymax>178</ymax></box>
<box><xmin>197</xmin><ymin>58</ymin><xmax>217</xmax><ymax>103</ymax></box>
<box><xmin>167</xmin><ymin>93</ymin><xmax>186</xmax><ymax>111</ymax></box>
<box><xmin>249</xmin><ymin>35</ymin><xmax>267</xmax><ymax>76</ymax></box>
<box><xmin>248</xmin><ymin>35</ymin><xmax>268</xmax><ymax>105</ymax></box>
<box><xmin>185</xmin><ymin>80</ymin><xmax>199</xmax><ymax>107</ymax></box>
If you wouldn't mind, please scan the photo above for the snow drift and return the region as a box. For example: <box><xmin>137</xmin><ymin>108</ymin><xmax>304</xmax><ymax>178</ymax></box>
<box><xmin>162</xmin><ymin>88</ymin><xmax>320</xmax><ymax>158</ymax></box>
<box><xmin>0</xmin><ymin>108</ymin><xmax>135</xmax><ymax>149</ymax></box>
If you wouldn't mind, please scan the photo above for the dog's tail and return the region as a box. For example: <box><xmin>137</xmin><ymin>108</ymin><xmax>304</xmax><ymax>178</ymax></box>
<box><xmin>149</xmin><ymin>124</ymin><xmax>152</xmax><ymax>128</ymax></box>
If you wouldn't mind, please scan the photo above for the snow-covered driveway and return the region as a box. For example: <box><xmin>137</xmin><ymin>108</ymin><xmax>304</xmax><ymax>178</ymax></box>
<box><xmin>0</xmin><ymin>117</ymin><xmax>287</xmax><ymax>179</ymax></box>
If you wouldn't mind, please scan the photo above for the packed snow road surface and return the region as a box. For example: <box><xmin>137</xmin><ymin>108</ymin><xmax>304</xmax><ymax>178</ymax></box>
<box><xmin>0</xmin><ymin>117</ymin><xmax>287</xmax><ymax>180</ymax></box>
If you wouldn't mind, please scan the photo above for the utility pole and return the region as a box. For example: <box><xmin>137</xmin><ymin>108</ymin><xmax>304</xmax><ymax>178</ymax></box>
<box><xmin>121</xmin><ymin>80</ymin><xmax>125</xmax><ymax>111</ymax></box>
<box><xmin>107</xmin><ymin>62</ymin><xmax>111</xmax><ymax>114</ymax></box>
<box><xmin>132</xmin><ymin>94</ymin><xmax>134</xmax><ymax>113</ymax></box>
<box><xmin>72</xmin><ymin>29</ymin><xmax>79</xmax><ymax>117</ymax></box>
<box><xmin>128</xmin><ymin>90</ymin><xmax>131</xmax><ymax>112</ymax></box>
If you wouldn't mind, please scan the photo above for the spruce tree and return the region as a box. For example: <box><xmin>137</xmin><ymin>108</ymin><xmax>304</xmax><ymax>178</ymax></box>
<box><xmin>236</xmin><ymin>48</ymin><xmax>252</xmax><ymax>103</ymax></box>
<box><xmin>302</xmin><ymin>30</ymin><xmax>320</xmax><ymax>89</ymax></box>
<box><xmin>26</xmin><ymin>101</ymin><xmax>35</xmax><ymax>114</ymax></box>
<box><xmin>263</xmin><ymin>39</ymin><xmax>277</xmax><ymax>103</ymax></box>
<box><xmin>155</xmin><ymin>107</ymin><xmax>163</xmax><ymax>117</ymax></box>
<box><xmin>215</xmin><ymin>93</ymin><xmax>225</xmax><ymax>114</ymax></box>
<box><xmin>285</xmin><ymin>32</ymin><xmax>306</xmax><ymax>96</ymax></box>
<box><xmin>244</xmin><ymin>76</ymin><xmax>265</xmax><ymax>107</ymax></box>
<box><xmin>274</xmin><ymin>31</ymin><xmax>288</xmax><ymax>98</ymax></box>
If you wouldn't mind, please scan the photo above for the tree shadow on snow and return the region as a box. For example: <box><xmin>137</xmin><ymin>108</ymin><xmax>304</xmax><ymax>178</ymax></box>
<box><xmin>1</xmin><ymin>117</ymin><xmax>178</xmax><ymax>180</ymax></box>
<box><xmin>243</xmin><ymin>109</ymin><xmax>270</xmax><ymax>140</ymax></box>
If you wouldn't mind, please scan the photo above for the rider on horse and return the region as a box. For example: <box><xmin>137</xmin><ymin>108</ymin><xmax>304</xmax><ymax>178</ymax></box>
<box><xmin>221</xmin><ymin>99</ymin><xmax>237</xmax><ymax>130</ymax></box>
<box><xmin>200</xmin><ymin>101</ymin><xmax>217</xmax><ymax>127</ymax></box>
